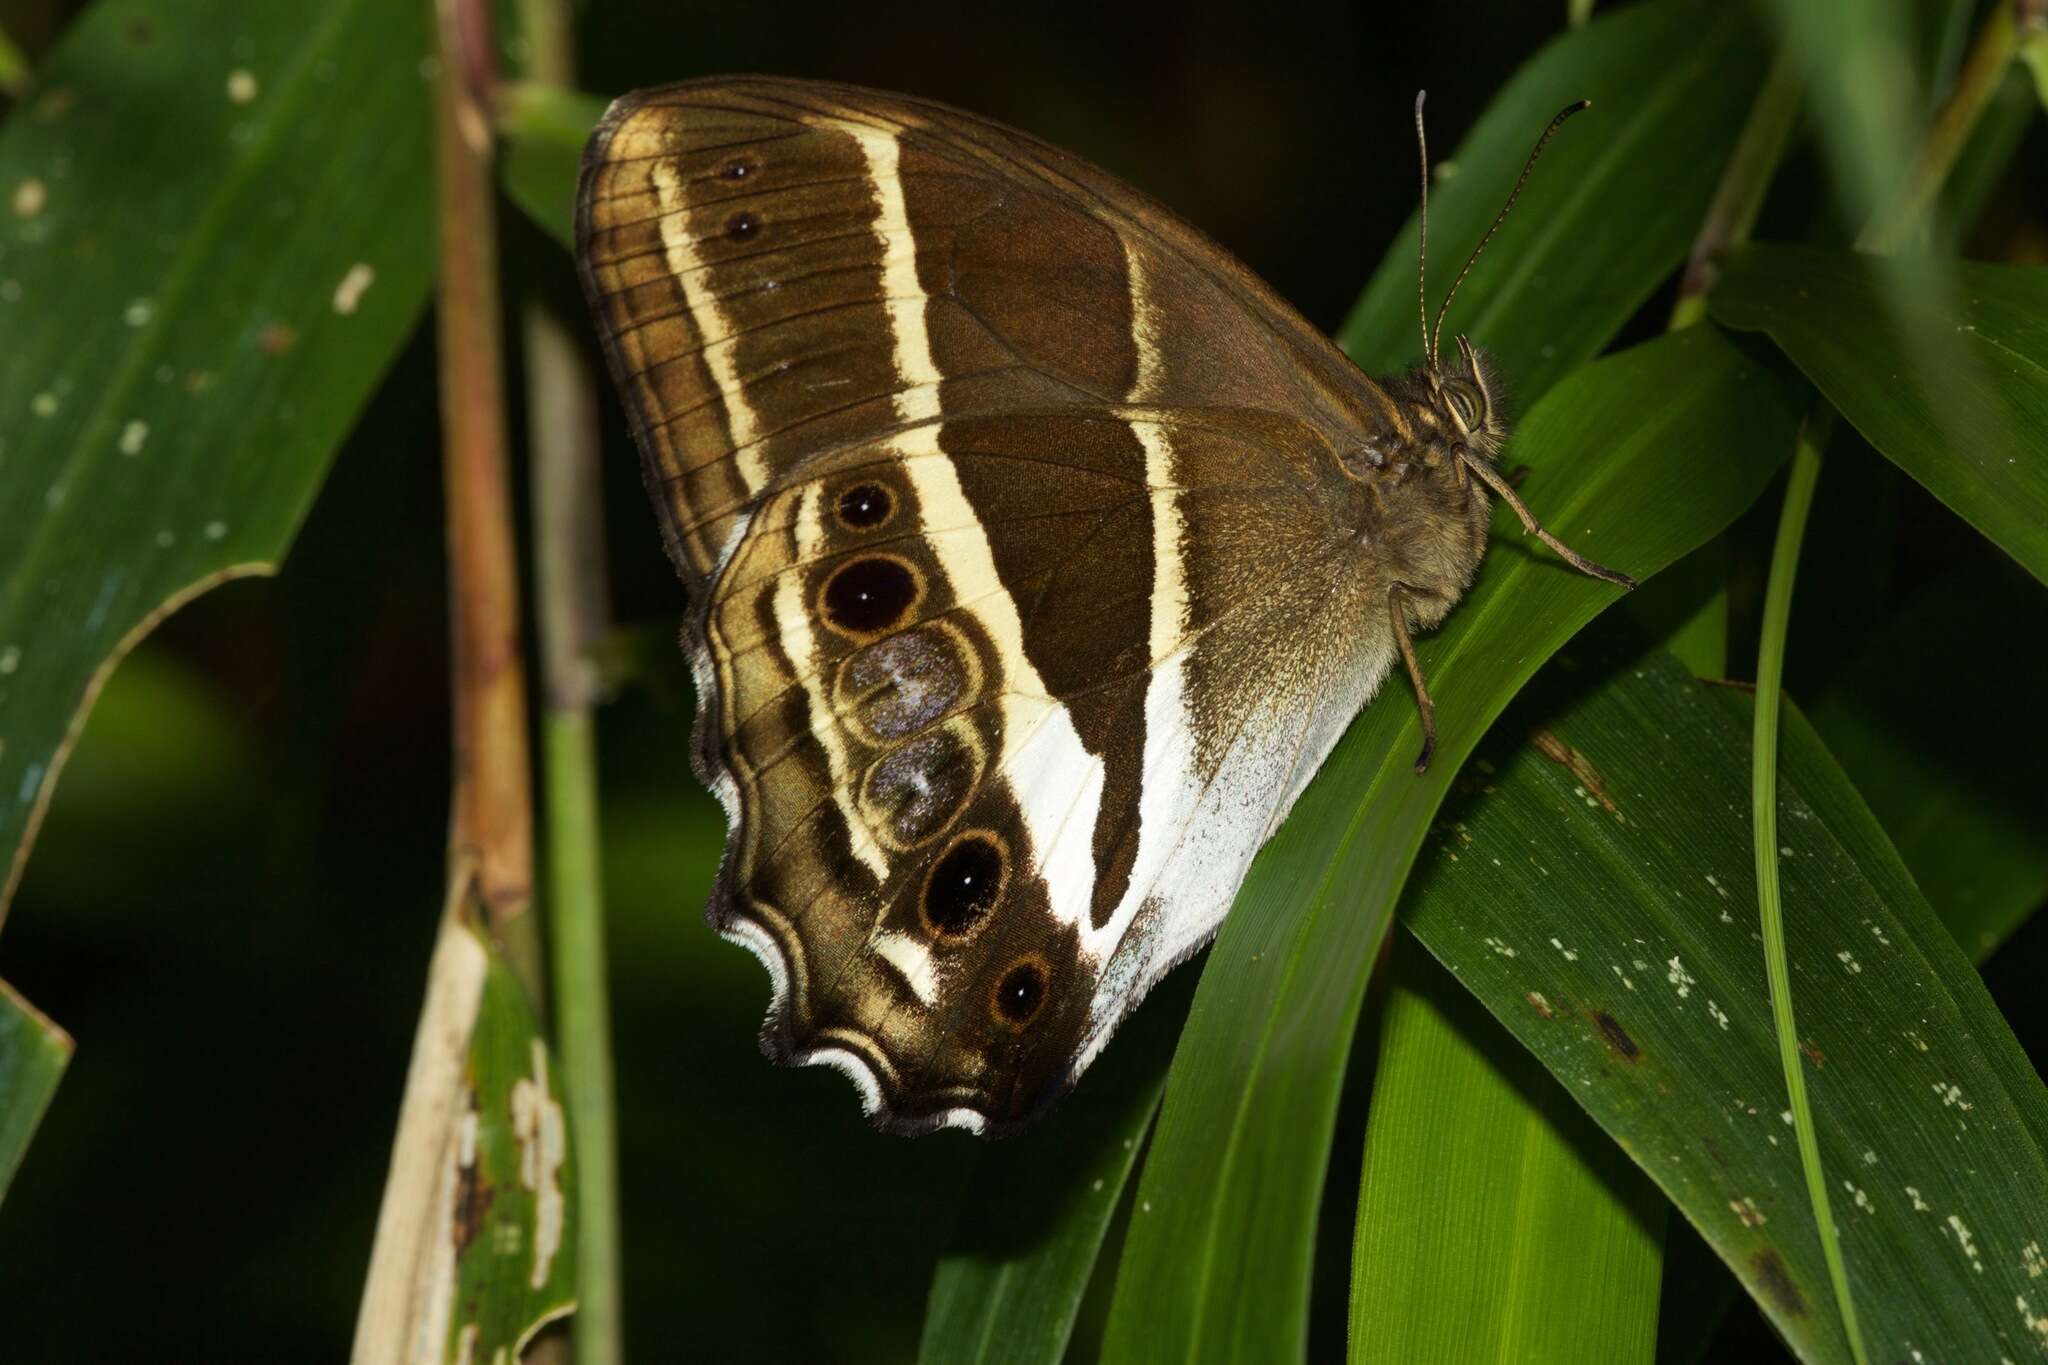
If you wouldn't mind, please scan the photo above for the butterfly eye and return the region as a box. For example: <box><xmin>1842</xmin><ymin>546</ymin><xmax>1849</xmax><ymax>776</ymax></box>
<box><xmin>1445</xmin><ymin>383</ymin><xmax>1479</xmax><ymax>428</ymax></box>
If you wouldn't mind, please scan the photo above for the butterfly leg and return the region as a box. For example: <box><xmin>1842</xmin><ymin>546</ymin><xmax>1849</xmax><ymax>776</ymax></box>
<box><xmin>1388</xmin><ymin>581</ymin><xmax>1438</xmax><ymax>775</ymax></box>
<box><xmin>1457</xmin><ymin>454</ymin><xmax>1637</xmax><ymax>589</ymax></box>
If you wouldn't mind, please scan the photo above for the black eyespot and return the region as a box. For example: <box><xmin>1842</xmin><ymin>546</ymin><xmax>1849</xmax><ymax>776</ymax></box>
<box><xmin>994</xmin><ymin>959</ymin><xmax>1048</xmax><ymax>1025</ymax></box>
<box><xmin>821</xmin><ymin>556</ymin><xmax>920</xmax><ymax>636</ymax></box>
<box><xmin>922</xmin><ymin>832</ymin><xmax>1004</xmax><ymax>936</ymax></box>
<box><xmin>720</xmin><ymin>159</ymin><xmax>754</xmax><ymax>181</ymax></box>
<box><xmin>725</xmin><ymin>211</ymin><xmax>760</xmax><ymax>241</ymax></box>
<box><xmin>835</xmin><ymin>482</ymin><xmax>894</xmax><ymax>530</ymax></box>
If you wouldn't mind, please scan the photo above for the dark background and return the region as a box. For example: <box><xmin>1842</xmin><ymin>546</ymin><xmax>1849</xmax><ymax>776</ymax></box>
<box><xmin>1</xmin><ymin>1</ymin><xmax>2042</xmax><ymax>1360</ymax></box>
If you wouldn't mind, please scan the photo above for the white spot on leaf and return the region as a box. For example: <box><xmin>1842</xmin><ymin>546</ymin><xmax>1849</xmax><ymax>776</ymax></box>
<box><xmin>1948</xmin><ymin>1214</ymin><xmax>1983</xmax><ymax>1273</ymax></box>
<box><xmin>226</xmin><ymin>68</ymin><xmax>259</xmax><ymax>103</ymax></box>
<box><xmin>332</xmin><ymin>262</ymin><xmax>376</xmax><ymax>314</ymax></box>
<box><xmin>12</xmin><ymin>177</ymin><xmax>46</xmax><ymax>218</ymax></box>
<box><xmin>509</xmin><ymin>1040</ymin><xmax>567</xmax><ymax>1291</ymax></box>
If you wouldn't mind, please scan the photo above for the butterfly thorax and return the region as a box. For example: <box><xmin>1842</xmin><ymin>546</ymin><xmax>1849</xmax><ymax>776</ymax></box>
<box><xmin>1342</xmin><ymin>336</ymin><xmax>1506</xmax><ymax>626</ymax></box>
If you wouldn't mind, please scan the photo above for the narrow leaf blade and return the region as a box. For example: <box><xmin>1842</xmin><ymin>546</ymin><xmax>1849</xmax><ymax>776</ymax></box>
<box><xmin>1352</xmin><ymin>940</ymin><xmax>1664</xmax><ymax>1364</ymax></box>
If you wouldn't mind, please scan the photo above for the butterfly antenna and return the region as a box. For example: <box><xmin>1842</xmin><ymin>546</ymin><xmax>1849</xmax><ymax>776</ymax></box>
<box><xmin>1413</xmin><ymin>90</ymin><xmax>1433</xmax><ymax>369</ymax></box>
<box><xmin>1429</xmin><ymin>99</ymin><xmax>1591</xmax><ymax>367</ymax></box>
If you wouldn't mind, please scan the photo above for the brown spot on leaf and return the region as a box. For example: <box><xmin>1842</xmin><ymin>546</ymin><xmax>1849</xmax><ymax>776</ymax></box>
<box><xmin>451</xmin><ymin>1105</ymin><xmax>494</xmax><ymax>1255</ymax></box>
<box><xmin>1594</xmin><ymin>1010</ymin><xmax>1641</xmax><ymax>1062</ymax></box>
<box><xmin>1800</xmin><ymin>1039</ymin><xmax>1826</xmax><ymax>1068</ymax></box>
<box><xmin>1749</xmin><ymin>1249</ymin><xmax>1807</xmax><ymax>1319</ymax></box>
<box><xmin>1527</xmin><ymin>991</ymin><xmax>1555</xmax><ymax>1019</ymax></box>
<box><xmin>1529</xmin><ymin>727</ymin><xmax>1621</xmax><ymax>816</ymax></box>
<box><xmin>259</xmin><ymin>322</ymin><xmax>298</xmax><ymax>355</ymax></box>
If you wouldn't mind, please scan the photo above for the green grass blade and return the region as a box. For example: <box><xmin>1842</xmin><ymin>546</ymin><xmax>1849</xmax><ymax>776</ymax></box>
<box><xmin>1806</xmin><ymin>560</ymin><xmax>2048</xmax><ymax>961</ymax></box>
<box><xmin>1708</xmin><ymin>244</ymin><xmax>2048</xmax><ymax>585</ymax></box>
<box><xmin>1753</xmin><ymin>422</ymin><xmax>1868</xmax><ymax>1362</ymax></box>
<box><xmin>1339</xmin><ymin>0</ymin><xmax>1766</xmax><ymax>398</ymax></box>
<box><xmin>1399</xmin><ymin>632</ymin><xmax>2048</xmax><ymax>1362</ymax></box>
<box><xmin>1351</xmin><ymin>939</ymin><xmax>1664</xmax><ymax>1364</ymax></box>
<box><xmin>0</xmin><ymin>979</ymin><xmax>69</xmax><ymax>1203</ymax></box>
<box><xmin>1101</xmin><ymin>327</ymin><xmax>1803</xmax><ymax>1364</ymax></box>
<box><xmin>0</xmin><ymin>0</ymin><xmax>436</xmax><ymax>920</ymax></box>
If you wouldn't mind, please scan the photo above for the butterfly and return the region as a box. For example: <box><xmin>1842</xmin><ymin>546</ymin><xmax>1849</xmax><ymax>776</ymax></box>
<box><xmin>575</xmin><ymin>78</ymin><xmax>1628</xmax><ymax>1135</ymax></box>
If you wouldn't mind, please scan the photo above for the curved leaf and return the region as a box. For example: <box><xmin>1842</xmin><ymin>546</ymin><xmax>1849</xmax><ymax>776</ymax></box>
<box><xmin>1399</xmin><ymin>633</ymin><xmax>2048</xmax><ymax>1362</ymax></box>
<box><xmin>0</xmin><ymin>0</ymin><xmax>436</xmax><ymax>918</ymax></box>
<box><xmin>1708</xmin><ymin>242</ymin><xmax>2048</xmax><ymax>585</ymax></box>
<box><xmin>1101</xmin><ymin>325</ymin><xmax>1803</xmax><ymax>1363</ymax></box>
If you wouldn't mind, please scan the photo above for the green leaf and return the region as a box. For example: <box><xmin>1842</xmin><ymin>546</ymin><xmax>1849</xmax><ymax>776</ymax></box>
<box><xmin>0</xmin><ymin>0</ymin><xmax>436</xmax><ymax>918</ymax></box>
<box><xmin>449</xmin><ymin>935</ymin><xmax>579</xmax><ymax>1359</ymax></box>
<box><xmin>1708</xmin><ymin>243</ymin><xmax>2048</xmax><ymax>585</ymax></box>
<box><xmin>1806</xmin><ymin>561</ymin><xmax>2048</xmax><ymax>962</ymax></box>
<box><xmin>500</xmin><ymin>81</ymin><xmax>608</xmax><ymax>251</ymax></box>
<box><xmin>1339</xmin><ymin>0</ymin><xmax>1767</xmax><ymax>401</ymax></box>
<box><xmin>1351</xmin><ymin>939</ymin><xmax>1665</xmax><ymax>1364</ymax></box>
<box><xmin>1400</xmin><ymin>633</ymin><xmax>2048</xmax><ymax>1362</ymax></box>
<box><xmin>0</xmin><ymin>979</ymin><xmax>69</xmax><ymax>1203</ymax></box>
<box><xmin>918</xmin><ymin>971</ymin><xmax>1192</xmax><ymax>1365</ymax></box>
<box><xmin>1101</xmin><ymin>326</ymin><xmax>1803</xmax><ymax>1363</ymax></box>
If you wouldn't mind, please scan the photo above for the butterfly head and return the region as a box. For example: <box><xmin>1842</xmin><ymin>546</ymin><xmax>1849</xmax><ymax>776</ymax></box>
<box><xmin>1423</xmin><ymin>334</ymin><xmax>1505</xmax><ymax>459</ymax></box>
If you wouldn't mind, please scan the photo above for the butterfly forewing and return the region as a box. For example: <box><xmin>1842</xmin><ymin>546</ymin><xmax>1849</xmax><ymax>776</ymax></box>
<box><xmin>577</xmin><ymin>77</ymin><xmax>1410</xmax><ymax>1132</ymax></box>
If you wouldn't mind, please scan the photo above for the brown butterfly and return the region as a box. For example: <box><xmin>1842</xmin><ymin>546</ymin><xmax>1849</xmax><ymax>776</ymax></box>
<box><xmin>576</xmin><ymin>79</ymin><xmax>1626</xmax><ymax>1134</ymax></box>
